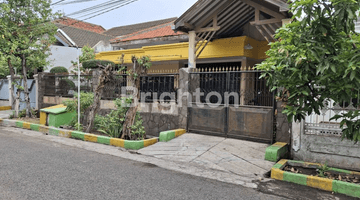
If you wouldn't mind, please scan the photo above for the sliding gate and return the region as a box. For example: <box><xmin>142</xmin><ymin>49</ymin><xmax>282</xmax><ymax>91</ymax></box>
<box><xmin>187</xmin><ymin>67</ymin><xmax>275</xmax><ymax>143</ymax></box>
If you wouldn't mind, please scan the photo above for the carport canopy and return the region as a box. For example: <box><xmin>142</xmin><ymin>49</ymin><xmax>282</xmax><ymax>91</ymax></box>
<box><xmin>173</xmin><ymin>0</ymin><xmax>291</xmax><ymax>68</ymax></box>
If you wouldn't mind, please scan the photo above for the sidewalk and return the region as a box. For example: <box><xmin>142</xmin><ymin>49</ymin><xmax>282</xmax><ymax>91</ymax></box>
<box><xmin>138</xmin><ymin>133</ymin><xmax>275</xmax><ymax>178</ymax></box>
<box><xmin>0</xmin><ymin>110</ymin><xmax>12</xmax><ymax>119</ymax></box>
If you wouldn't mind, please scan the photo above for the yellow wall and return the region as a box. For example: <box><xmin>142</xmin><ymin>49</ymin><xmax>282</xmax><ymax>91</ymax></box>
<box><xmin>96</xmin><ymin>36</ymin><xmax>269</xmax><ymax>64</ymax></box>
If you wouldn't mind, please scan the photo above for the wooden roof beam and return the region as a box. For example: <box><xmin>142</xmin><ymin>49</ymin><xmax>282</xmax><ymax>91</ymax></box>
<box><xmin>240</xmin><ymin>0</ymin><xmax>285</xmax><ymax>19</ymax></box>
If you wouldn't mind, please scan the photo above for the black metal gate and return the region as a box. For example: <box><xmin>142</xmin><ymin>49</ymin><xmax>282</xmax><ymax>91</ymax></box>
<box><xmin>187</xmin><ymin>68</ymin><xmax>275</xmax><ymax>143</ymax></box>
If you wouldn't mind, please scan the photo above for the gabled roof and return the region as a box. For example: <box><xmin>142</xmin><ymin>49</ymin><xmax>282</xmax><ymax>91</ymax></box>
<box><xmin>55</xmin><ymin>23</ymin><xmax>114</xmax><ymax>48</ymax></box>
<box><xmin>111</xmin><ymin>21</ymin><xmax>184</xmax><ymax>43</ymax></box>
<box><xmin>103</xmin><ymin>17</ymin><xmax>178</xmax><ymax>37</ymax></box>
<box><xmin>54</xmin><ymin>17</ymin><xmax>106</xmax><ymax>34</ymax></box>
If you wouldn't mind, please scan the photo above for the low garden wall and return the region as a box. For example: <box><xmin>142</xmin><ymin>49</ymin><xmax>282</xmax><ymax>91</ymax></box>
<box><xmin>292</xmin><ymin>121</ymin><xmax>360</xmax><ymax>171</ymax></box>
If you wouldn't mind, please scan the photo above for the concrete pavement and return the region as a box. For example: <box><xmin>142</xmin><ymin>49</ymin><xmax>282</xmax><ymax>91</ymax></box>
<box><xmin>0</xmin><ymin>110</ymin><xmax>12</xmax><ymax>119</ymax></box>
<box><xmin>0</xmin><ymin>127</ymin><xmax>356</xmax><ymax>199</ymax></box>
<box><xmin>0</xmin><ymin>128</ymin><xmax>283</xmax><ymax>200</ymax></box>
<box><xmin>138</xmin><ymin>133</ymin><xmax>275</xmax><ymax>178</ymax></box>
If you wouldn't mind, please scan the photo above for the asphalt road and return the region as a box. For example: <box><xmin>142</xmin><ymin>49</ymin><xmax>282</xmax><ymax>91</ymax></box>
<box><xmin>0</xmin><ymin>129</ymin><xmax>283</xmax><ymax>200</ymax></box>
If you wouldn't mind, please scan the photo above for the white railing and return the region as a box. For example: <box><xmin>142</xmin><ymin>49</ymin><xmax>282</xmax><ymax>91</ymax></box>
<box><xmin>305</xmin><ymin>99</ymin><xmax>359</xmax><ymax>137</ymax></box>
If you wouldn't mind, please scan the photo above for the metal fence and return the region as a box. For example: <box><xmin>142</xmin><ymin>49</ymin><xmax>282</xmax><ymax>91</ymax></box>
<box><xmin>43</xmin><ymin>74</ymin><xmax>93</xmax><ymax>97</ymax></box>
<box><xmin>305</xmin><ymin>97</ymin><xmax>360</xmax><ymax>137</ymax></box>
<box><xmin>140</xmin><ymin>73</ymin><xmax>179</xmax><ymax>102</ymax></box>
<box><xmin>0</xmin><ymin>79</ymin><xmax>9</xmax><ymax>100</ymax></box>
<box><xmin>102</xmin><ymin>74</ymin><xmax>127</xmax><ymax>100</ymax></box>
<box><xmin>189</xmin><ymin>68</ymin><xmax>274</xmax><ymax>107</ymax></box>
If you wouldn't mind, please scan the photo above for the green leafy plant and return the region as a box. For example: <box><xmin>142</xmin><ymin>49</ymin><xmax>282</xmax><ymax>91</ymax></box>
<box><xmin>94</xmin><ymin>97</ymin><xmax>146</xmax><ymax>139</ymax></box>
<box><xmin>82</xmin><ymin>60</ymin><xmax>115</xmax><ymax>69</ymax></box>
<box><xmin>256</xmin><ymin>0</ymin><xmax>360</xmax><ymax>142</ymax></box>
<box><xmin>50</xmin><ymin>66</ymin><xmax>68</xmax><ymax>74</ymax></box>
<box><xmin>74</xmin><ymin>122</ymin><xmax>84</xmax><ymax>132</ymax></box>
<box><xmin>63</xmin><ymin>92</ymin><xmax>94</xmax><ymax>126</ymax></box>
<box><xmin>130</xmin><ymin>113</ymin><xmax>146</xmax><ymax>140</ymax></box>
<box><xmin>318</xmin><ymin>162</ymin><xmax>329</xmax><ymax>177</ymax></box>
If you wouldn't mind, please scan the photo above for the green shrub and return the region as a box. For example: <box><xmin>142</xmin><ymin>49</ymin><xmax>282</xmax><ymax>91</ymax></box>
<box><xmin>63</xmin><ymin>92</ymin><xmax>94</xmax><ymax>127</ymax></box>
<box><xmin>82</xmin><ymin>60</ymin><xmax>115</xmax><ymax>69</ymax></box>
<box><xmin>50</xmin><ymin>66</ymin><xmax>68</xmax><ymax>74</ymax></box>
<box><xmin>94</xmin><ymin>97</ymin><xmax>145</xmax><ymax>139</ymax></box>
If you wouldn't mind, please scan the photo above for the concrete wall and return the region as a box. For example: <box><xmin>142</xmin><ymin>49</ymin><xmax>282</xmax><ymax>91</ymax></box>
<box><xmin>0</xmin><ymin>100</ymin><xmax>9</xmax><ymax>106</ymax></box>
<box><xmin>292</xmin><ymin>121</ymin><xmax>360</xmax><ymax>171</ymax></box>
<box><xmin>46</xmin><ymin>45</ymin><xmax>82</xmax><ymax>72</ymax></box>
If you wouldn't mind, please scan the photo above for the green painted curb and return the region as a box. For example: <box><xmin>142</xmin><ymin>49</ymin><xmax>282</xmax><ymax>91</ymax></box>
<box><xmin>265</xmin><ymin>143</ymin><xmax>288</xmax><ymax>162</ymax></box>
<box><xmin>333</xmin><ymin>180</ymin><xmax>360</xmax><ymax>198</ymax></box>
<box><xmin>71</xmin><ymin>131</ymin><xmax>85</xmax><ymax>140</ymax></box>
<box><xmin>48</xmin><ymin>127</ymin><xmax>60</xmax><ymax>136</ymax></box>
<box><xmin>97</xmin><ymin>136</ymin><xmax>111</xmax><ymax>145</ymax></box>
<box><xmin>329</xmin><ymin>168</ymin><xmax>351</xmax><ymax>174</ymax></box>
<box><xmin>272</xmin><ymin>163</ymin><xmax>283</xmax><ymax>169</ymax></box>
<box><xmin>30</xmin><ymin>124</ymin><xmax>40</xmax><ymax>131</ymax></box>
<box><xmin>0</xmin><ymin>118</ymin><xmax>160</xmax><ymax>151</ymax></box>
<box><xmin>159</xmin><ymin>130</ymin><xmax>176</xmax><ymax>142</ymax></box>
<box><xmin>283</xmin><ymin>171</ymin><xmax>307</xmax><ymax>186</ymax></box>
<box><xmin>124</xmin><ymin>140</ymin><xmax>144</xmax><ymax>150</ymax></box>
<box><xmin>272</xmin><ymin>160</ymin><xmax>360</xmax><ymax>198</ymax></box>
<box><xmin>16</xmin><ymin>121</ymin><xmax>24</xmax><ymax>128</ymax></box>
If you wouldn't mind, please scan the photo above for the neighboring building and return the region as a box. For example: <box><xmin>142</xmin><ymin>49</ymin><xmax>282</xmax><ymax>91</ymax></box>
<box><xmin>356</xmin><ymin>17</ymin><xmax>360</xmax><ymax>33</ymax></box>
<box><xmin>47</xmin><ymin>23</ymin><xmax>114</xmax><ymax>72</ymax></box>
<box><xmin>110</xmin><ymin>19</ymin><xmax>188</xmax><ymax>50</ymax></box>
<box><xmin>54</xmin><ymin>17</ymin><xmax>106</xmax><ymax>34</ymax></box>
<box><xmin>103</xmin><ymin>17</ymin><xmax>178</xmax><ymax>37</ymax></box>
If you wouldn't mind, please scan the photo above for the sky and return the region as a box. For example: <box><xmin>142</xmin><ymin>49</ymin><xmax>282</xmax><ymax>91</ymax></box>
<box><xmin>51</xmin><ymin>0</ymin><xmax>198</xmax><ymax>30</ymax></box>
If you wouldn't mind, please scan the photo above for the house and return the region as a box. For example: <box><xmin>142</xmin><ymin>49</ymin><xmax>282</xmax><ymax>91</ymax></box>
<box><xmin>54</xmin><ymin>17</ymin><xmax>106</xmax><ymax>34</ymax></box>
<box><xmin>95</xmin><ymin>0</ymin><xmax>292</xmax><ymax>143</ymax></box>
<box><xmin>47</xmin><ymin>21</ymin><xmax>114</xmax><ymax>72</ymax></box>
<box><xmin>103</xmin><ymin>17</ymin><xmax>177</xmax><ymax>38</ymax></box>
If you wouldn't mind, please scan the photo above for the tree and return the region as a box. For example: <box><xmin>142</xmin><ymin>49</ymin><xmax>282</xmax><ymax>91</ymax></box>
<box><xmin>257</xmin><ymin>0</ymin><xmax>360</xmax><ymax>141</ymax></box>
<box><xmin>121</xmin><ymin>56</ymin><xmax>151</xmax><ymax>140</ymax></box>
<box><xmin>71</xmin><ymin>45</ymin><xmax>95</xmax><ymax>74</ymax></box>
<box><xmin>0</xmin><ymin>0</ymin><xmax>59</xmax><ymax>117</ymax></box>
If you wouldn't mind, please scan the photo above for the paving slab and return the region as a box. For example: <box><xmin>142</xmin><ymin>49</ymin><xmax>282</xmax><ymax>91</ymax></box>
<box><xmin>0</xmin><ymin>110</ymin><xmax>13</xmax><ymax>119</ymax></box>
<box><xmin>138</xmin><ymin>133</ymin><xmax>275</xmax><ymax>178</ymax></box>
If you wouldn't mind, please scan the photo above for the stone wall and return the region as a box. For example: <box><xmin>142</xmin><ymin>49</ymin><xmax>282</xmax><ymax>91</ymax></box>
<box><xmin>275</xmin><ymin>100</ymin><xmax>291</xmax><ymax>143</ymax></box>
<box><xmin>0</xmin><ymin>100</ymin><xmax>9</xmax><ymax>106</ymax></box>
<box><xmin>292</xmin><ymin>121</ymin><xmax>360</xmax><ymax>171</ymax></box>
<box><xmin>92</xmin><ymin>108</ymin><xmax>179</xmax><ymax>137</ymax></box>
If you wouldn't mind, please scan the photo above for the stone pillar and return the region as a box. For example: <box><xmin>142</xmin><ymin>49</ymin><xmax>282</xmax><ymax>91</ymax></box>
<box><xmin>37</xmin><ymin>73</ymin><xmax>46</xmax><ymax>109</ymax></box>
<box><xmin>178</xmin><ymin>68</ymin><xmax>190</xmax><ymax>129</ymax></box>
<box><xmin>33</xmin><ymin>74</ymin><xmax>39</xmax><ymax>109</ymax></box>
<box><xmin>275</xmin><ymin>100</ymin><xmax>291</xmax><ymax>144</ymax></box>
<box><xmin>188</xmin><ymin>31</ymin><xmax>196</xmax><ymax>69</ymax></box>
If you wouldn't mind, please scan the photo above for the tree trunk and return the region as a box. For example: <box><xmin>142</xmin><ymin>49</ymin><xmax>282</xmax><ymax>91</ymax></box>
<box><xmin>121</xmin><ymin>105</ymin><xmax>138</xmax><ymax>139</ymax></box>
<box><xmin>121</xmin><ymin>60</ymin><xmax>142</xmax><ymax>140</ymax></box>
<box><xmin>7</xmin><ymin>58</ymin><xmax>16</xmax><ymax>113</ymax></box>
<box><xmin>21</xmin><ymin>55</ymin><xmax>32</xmax><ymax>118</ymax></box>
<box><xmin>85</xmin><ymin>65</ymin><xmax>113</xmax><ymax>133</ymax></box>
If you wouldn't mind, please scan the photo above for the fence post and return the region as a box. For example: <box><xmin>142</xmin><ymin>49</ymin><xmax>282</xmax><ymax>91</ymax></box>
<box><xmin>33</xmin><ymin>74</ymin><xmax>39</xmax><ymax>110</ymax></box>
<box><xmin>178</xmin><ymin>68</ymin><xmax>190</xmax><ymax>129</ymax></box>
<box><xmin>7</xmin><ymin>75</ymin><xmax>12</xmax><ymax>108</ymax></box>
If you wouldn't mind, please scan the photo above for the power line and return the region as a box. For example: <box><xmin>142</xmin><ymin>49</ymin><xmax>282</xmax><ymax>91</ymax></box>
<box><xmin>51</xmin><ymin>0</ymin><xmax>66</xmax><ymax>5</ymax></box>
<box><xmin>67</xmin><ymin>0</ymin><xmax>124</xmax><ymax>16</ymax></box>
<box><xmin>76</xmin><ymin>0</ymin><xmax>134</xmax><ymax>18</ymax></box>
<box><xmin>57</xmin><ymin>0</ymin><xmax>97</xmax><ymax>5</ymax></box>
<box><xmin>81</xmin><ymin>0</ymin><xmax>138</xmax><ymax>21</ymax></box>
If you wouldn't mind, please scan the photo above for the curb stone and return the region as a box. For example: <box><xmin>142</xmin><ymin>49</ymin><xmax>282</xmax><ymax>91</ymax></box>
<box><xmin>0</xmin><ymin>106</ymin><xmax>11</xmax><ymax>111</ymax></box>
<box><xmin>0</xmin><ymin>118</ymin><xmax>163</xmax><ymax>150</ymax></box>
<box><xmin>271</xmin><ymin>159</ymin><xmax>360</xmax><ymax>198</ymax></box>
<box><xmin>265</xmin><ymin>142</ymin><xmax>288</xmax><ymax>162</ymax></box>
<box><xmin>159</xmin><ymin>129</ymin><xmax>186</xmax><ymax>142</ymax></box>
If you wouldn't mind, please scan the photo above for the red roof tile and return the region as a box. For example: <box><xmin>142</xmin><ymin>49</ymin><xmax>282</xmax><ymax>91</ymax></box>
<box><xmin>111</xmin><ymin>22</ymin><xmax>184</xmax><ymax>43</ymax></box>
<box><xmin>55</xmin><ymin>17</ymin><xmax>105</xmax><ymax>34</ymax></box>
